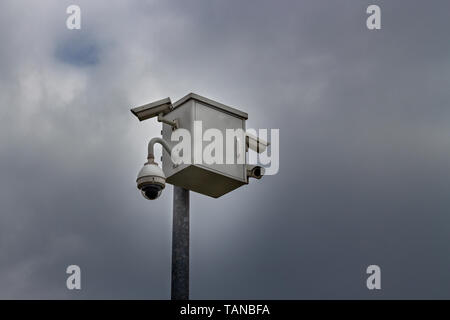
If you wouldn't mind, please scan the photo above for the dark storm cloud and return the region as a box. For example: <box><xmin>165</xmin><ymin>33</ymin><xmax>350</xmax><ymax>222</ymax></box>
<box><xmin>55</xmin><ymin>33</ymin><xmax>101</xmax><ymax>67</ymax></box>
<box><xmin>0</xmin><ymin>0</ymin><xmax>449</xmax><ymax>299</ymax></box>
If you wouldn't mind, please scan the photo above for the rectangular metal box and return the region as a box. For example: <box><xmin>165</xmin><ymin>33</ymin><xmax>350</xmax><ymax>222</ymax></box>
<box><xmin>162</xmin><ymin>93</ymin><xmax>248</xmax><ymax>198</ymax></box>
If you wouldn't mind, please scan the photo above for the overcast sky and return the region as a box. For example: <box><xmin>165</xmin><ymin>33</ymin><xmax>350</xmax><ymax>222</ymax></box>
<box><xmin>0</xmin><ymin>0</ymin><xmax>450</xmax><ymax>299</ymax></box>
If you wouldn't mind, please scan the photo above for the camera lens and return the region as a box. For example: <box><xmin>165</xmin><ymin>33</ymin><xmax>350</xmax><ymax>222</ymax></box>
<box><xmin>142</xmin><ymin>185</ymin><xmax>163</xmax><ymax>200</ymax></box>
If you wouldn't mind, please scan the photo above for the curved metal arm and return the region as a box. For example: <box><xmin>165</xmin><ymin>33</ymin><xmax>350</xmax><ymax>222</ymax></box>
<box><xmin>148</xmin><ymin>137</ymin><xmax>172</xmax><ymax>162</ymax></box>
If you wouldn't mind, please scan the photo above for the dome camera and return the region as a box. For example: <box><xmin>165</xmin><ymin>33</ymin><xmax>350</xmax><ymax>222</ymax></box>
<box><xmin>136</xmin><ymin>161</ymin><xmax>166</xmax><ymax>200</ymax></box>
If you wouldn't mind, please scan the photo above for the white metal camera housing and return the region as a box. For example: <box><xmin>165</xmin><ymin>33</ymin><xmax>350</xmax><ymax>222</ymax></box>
<box><xmin>136</xmin><ymin>161</ymin><xmax>166</xmax><ymax>200</ymax></box>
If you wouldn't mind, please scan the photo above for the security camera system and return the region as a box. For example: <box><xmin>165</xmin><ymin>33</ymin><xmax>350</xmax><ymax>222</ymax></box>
<box><xmin>130</xmin><ymin>92</ymin><xmax>270</xmax><ymax>301</ymax></box>
<box><xmin>131</xmin><ymin>93</ymin><xmax>266</xmax><ymax>198</ymax></box>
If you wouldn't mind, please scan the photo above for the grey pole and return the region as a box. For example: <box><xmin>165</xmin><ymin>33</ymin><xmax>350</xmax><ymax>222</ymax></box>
<box><xmin>171</xmin><ymin>186</ymin><xmax>190</xmax><ymax>300</ymax></box>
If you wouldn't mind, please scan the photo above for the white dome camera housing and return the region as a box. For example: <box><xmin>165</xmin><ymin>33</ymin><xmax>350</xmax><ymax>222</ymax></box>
<box><xmin>136</xmin><ymin>161</ymin><xmax>166</xmax><ymax>200</ymax></box>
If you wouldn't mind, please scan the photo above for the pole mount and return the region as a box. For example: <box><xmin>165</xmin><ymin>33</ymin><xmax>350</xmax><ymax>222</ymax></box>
<box><xmin>158</xmin><ymin>113</ymin><xmax>179</xmax><ymax>130</ymax></box>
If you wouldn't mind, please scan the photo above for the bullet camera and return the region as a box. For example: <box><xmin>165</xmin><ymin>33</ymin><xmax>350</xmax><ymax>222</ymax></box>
<box><xmin>131</xmin><ymin>97</ymin><xmax>173</xmax><ymax>122</ymax></box>
<box><xmin>136</xmin><ymin>161</ymin><xmax>166</xmax><ymax>200</ymax></box>
<box><xmin>246</xmin><ymin>132</ymin><xmax>269</xmax><ymax>153</ymax></box>
<box><xmin>247</xmin><ymin>165</ymin><xmax>265</xmax><ymax>180</ymax></box>
<box><xmin>131</xmin><ymin>97</ymin><xmax>179</xmax><ymax>129</ymax></box>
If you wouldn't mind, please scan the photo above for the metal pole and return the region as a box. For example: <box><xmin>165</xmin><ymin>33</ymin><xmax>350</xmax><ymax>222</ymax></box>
<box><xmin>171</xmin><ymin>186</ymin><xmax>190</xmax><ymax>300</ymax></box>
